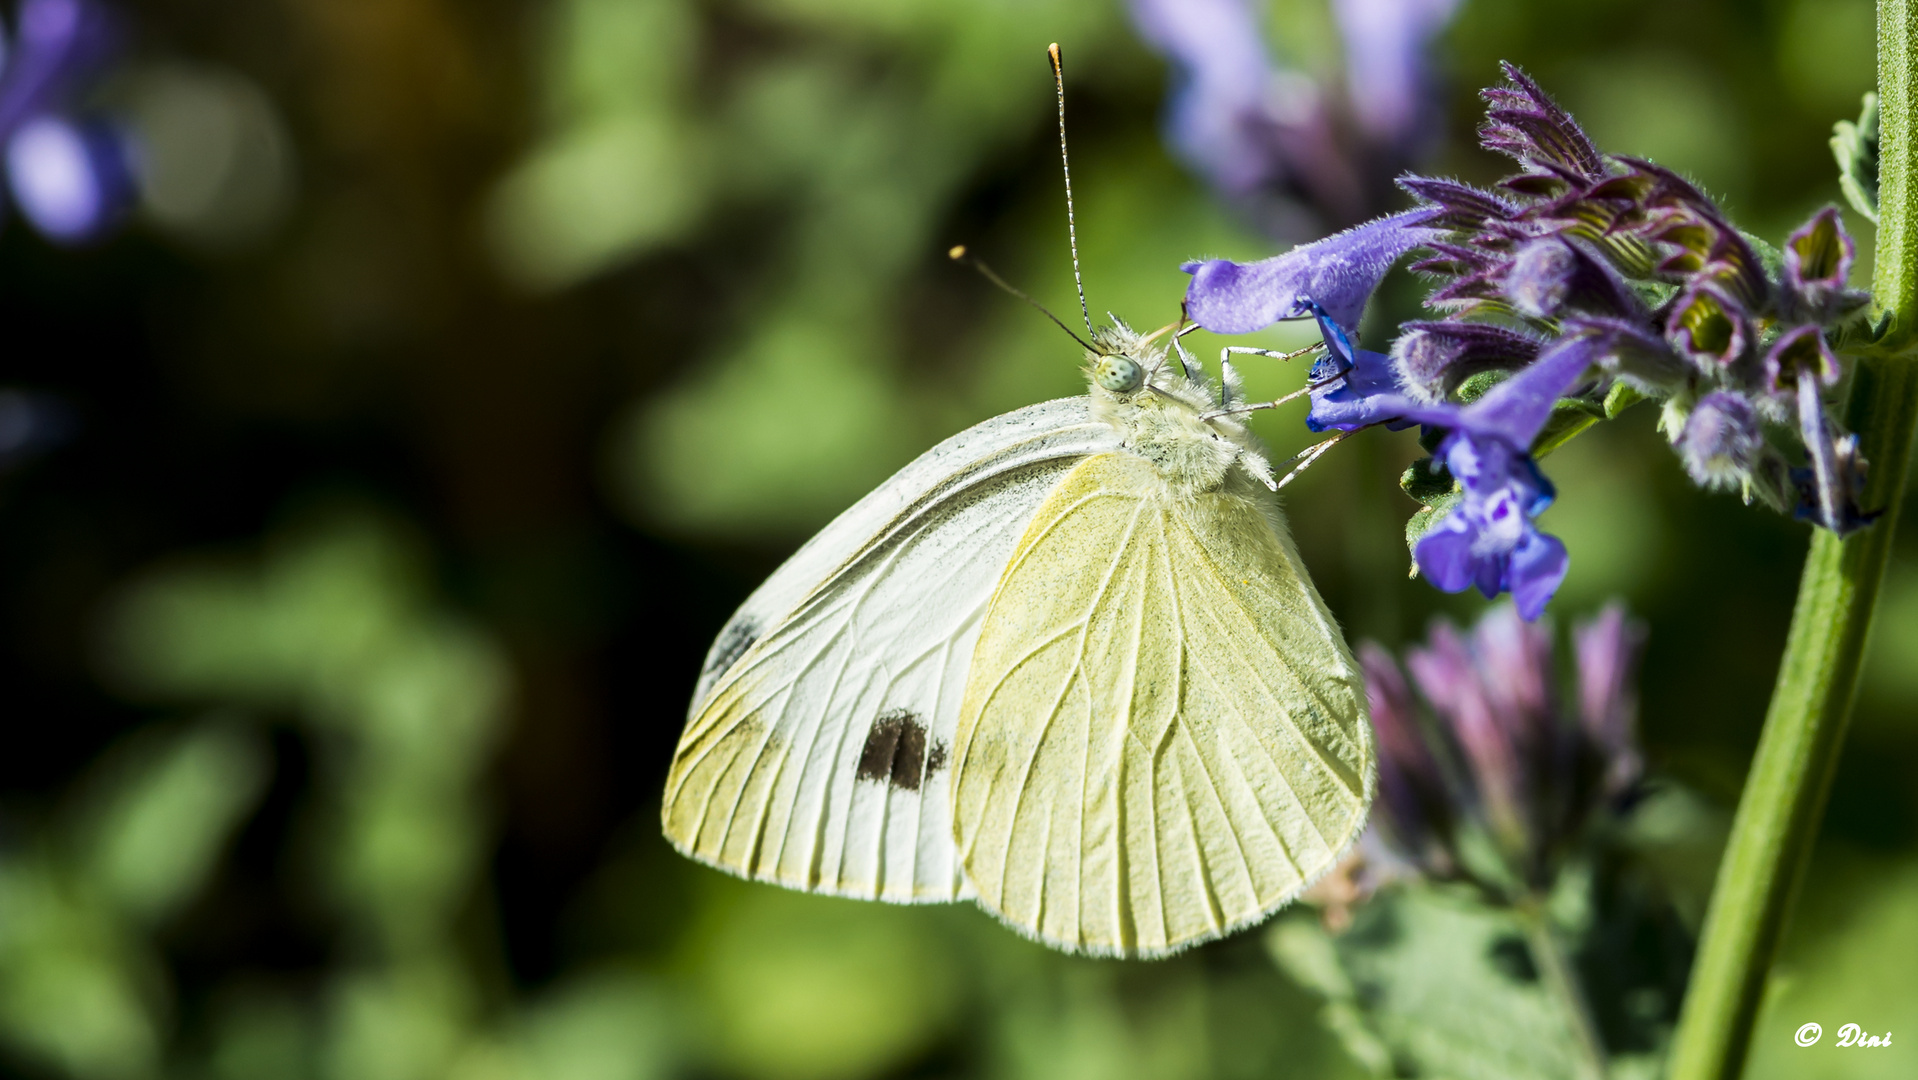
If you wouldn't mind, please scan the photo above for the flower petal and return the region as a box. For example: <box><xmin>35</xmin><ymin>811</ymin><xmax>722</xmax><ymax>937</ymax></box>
<box><xmin>1507</xmin><ymin>529</ymin><xmax>1568</xmax><ymax>621</ymax></box>
<box><xmin>1182</xmin><ymin>206</ymin><xmax>1442</xmax><ymax>333</ymax></box>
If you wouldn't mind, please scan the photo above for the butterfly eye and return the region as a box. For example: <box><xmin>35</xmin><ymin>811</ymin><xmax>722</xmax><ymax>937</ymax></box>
<box><xmin>1095</xmin><ymin>354</ymin><xmax>1144</xmax><ymax>393</ymax></box>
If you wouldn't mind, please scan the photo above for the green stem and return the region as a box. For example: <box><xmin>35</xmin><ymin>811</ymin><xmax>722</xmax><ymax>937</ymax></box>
<box><xmin>1517</xmin><ymin>900</ymin><xmax>1607</xmax><ymax>1080</ymax></box>
<box><xmin>1666</xmin><ymin>4</ymin><xmax>1918</xmax><ymax>1078</ymax></box>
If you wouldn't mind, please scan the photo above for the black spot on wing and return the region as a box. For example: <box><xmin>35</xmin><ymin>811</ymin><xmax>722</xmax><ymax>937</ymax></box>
<box><xmin>857</xmin><ymin>709</ymin><xmax>929</xmax><ymax>792</ymax></box>
<box><xmin>703</xmin><ymin>618</ymin><xmax>759</xmax><ymax>682</ymax></box>
<box><xmin>926</xmin><ymin>740</ymin><xmax>949</xmax><ymax>775</ymax></box>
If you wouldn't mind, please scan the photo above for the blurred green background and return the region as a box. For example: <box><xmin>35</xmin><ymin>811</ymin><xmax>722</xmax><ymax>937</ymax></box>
<box><xmin>0</xmin><ymin>0</ymin><xmax>1913</xmax><ymax>1077</ymax></box>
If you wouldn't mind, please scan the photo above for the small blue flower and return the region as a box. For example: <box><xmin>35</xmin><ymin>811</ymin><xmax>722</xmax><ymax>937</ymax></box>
<box><xmin>1303</xmin><ymin>304</ymin><xmax>1425</xmax><ymax>432</ymax></box>
<box><xmin>1181</xmin><ymin>206</ymin><xmax>1442</xmax><ymax>334</ymax></box>
<box><xmin>1412</xmin><ymin>335</ymin><xmax>1602</xmax><ymax>619</ymax></box>
<box><xmin>1415</xmin><ymin>433</ymin><xmax>1567</xmax><ymax>621</ymax></box>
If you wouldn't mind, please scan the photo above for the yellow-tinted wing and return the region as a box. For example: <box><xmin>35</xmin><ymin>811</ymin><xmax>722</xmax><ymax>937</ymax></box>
<box><xmin>951</xmin><ymin>452</ymin><xmax>1373</xmax><ymax>956</ymax></box>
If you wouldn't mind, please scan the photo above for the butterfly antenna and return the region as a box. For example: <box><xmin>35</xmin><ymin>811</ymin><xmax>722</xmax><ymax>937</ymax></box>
<box><xmin>949</xmin><ymin>245</ymin><xmax>1095</xmax><ymax>352</ymax></box>
<box><xmin>1050</xmin><ymin>43</ymin><xmax>1093</xmax><ymax>340</ymax></box>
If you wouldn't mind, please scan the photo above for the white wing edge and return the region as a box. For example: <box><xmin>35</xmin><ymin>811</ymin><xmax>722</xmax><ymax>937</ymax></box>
<box><xmin>686</xmin><ymin>396</ymin><xmax>1118</xmax><ymax>715</ymax></box>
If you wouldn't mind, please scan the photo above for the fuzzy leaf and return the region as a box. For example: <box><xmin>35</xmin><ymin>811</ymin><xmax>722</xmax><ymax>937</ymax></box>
<box><xmin>1532</xmin><ymin>398</ymin><xmax>1605</xmax><ymax>458</ymax></box>
<box><xmin>1831</xmin><ymin>93</ymin><xmax>1880</xmax><ymax>223</ymax></box>
<box><xmin>1604</xmin><ymin>381</ymin><xmax>1648</xmax><ymax>418</ymax></box>
<box><xmin>1400</xmin><ymin>457</ymin><xmax>1459</xmax><ymax>504</ymax></box>
<box><xmin>1316</xmin><ymin>887</ymin><xmax>1590</xmax><ymax>1080</ymax></box>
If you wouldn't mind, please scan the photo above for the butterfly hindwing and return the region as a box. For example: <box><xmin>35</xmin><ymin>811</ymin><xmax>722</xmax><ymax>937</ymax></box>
<box><xmin>663</xmin><ymin>399</ymin><xmax>1123</xmax><ymax>903</ymax></box>
<box><xmin>951</xmin><ymin>451</ymin><xmax>1373</xmax><ymax>956</ymax></box>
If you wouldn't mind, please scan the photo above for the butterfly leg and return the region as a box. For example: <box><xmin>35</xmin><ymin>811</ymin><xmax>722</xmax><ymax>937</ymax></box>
<box><xmin>1199</xmin><ymin>368</ymin><xmax>1346</xmax><ymax>422</ymax></box>
<box><xmin>1272</xmin><ymin>431</ymin><xmax>1353</xmax><ymax>490</ymax></box>
<box><xmin>1220</xmin><ymin>343</ymin><xmax>1322</xmax><ymax>366</ymax></box>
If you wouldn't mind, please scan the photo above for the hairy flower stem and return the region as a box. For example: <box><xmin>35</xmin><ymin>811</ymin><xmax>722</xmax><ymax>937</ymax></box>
<box><xmin>1517</xmin><ymin>900</ymin><xmax>1607</xmax><ymax>1080</ymax></box>
<box><xmin>1667</xmin><ymin>4</ymin><xmax>1918</xmax><ymax>1078</ymax></box>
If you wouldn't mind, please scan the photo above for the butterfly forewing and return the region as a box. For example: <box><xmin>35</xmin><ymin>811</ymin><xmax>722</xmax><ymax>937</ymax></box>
<box><xmin>951</xmin><ymin>452</ymin><xmax>1373</xmax><ymax>956</ymax></box>
<box><xmin>664</xmin><ymin>399</ymin><xmax>1124</xmax><ymax>903</ymax></box>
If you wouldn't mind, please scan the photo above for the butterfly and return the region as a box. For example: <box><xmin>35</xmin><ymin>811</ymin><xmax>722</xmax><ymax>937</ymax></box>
<box><xmin>661</xmin><ymin>46</ymin><xmax>1374</xmax><ymax>959</ymax></box>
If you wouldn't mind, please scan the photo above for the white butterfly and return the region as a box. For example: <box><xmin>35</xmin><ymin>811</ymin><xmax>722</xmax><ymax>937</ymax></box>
<box><xmin>663</xmin><ymin>311</ymin><xmax>1375</xmax><ymax>957</ymax></box>
<box><xmin>663</xmin><ymin>42</ymin><xmax>1373</xmax><ymax>958</ymax></box>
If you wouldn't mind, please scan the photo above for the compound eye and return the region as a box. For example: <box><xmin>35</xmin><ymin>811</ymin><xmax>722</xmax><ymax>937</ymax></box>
<box><xmin>1095</xmin><ymin>355</ymin><xmax>1144</xmax><ymax>393</ymax></box>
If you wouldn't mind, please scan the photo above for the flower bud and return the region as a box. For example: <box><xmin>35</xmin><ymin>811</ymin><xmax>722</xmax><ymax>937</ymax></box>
<box><xmin>1677</xmin><ymin>391</ymin><xmax>1763</xmax><ymax>490</ymax></box>
<box><xmin>1666</xmin><ymin>282</ymin><xmax>1753</xmax><ymax>371</ymax></box>
<box><xmin>1502</xmin><ymin>236</ymin><xmax>1639</xmax><ymax>320</ymax></box>
<box><xmin>1390</xmin><ymin>320</ymin><xmax>1540</xmax><ymax>401</ymax></box>
<box><xmin>1783</xmin><ymin>207</ymin><xmax>1868</xmax><ymax>321</ymax></box>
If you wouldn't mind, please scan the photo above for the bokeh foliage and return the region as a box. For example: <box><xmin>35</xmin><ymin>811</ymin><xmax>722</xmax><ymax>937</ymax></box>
<box><xmin>0</xmin><ymin>0</ymin><xmax>1912</xmax><ymax>1077</ymax></box>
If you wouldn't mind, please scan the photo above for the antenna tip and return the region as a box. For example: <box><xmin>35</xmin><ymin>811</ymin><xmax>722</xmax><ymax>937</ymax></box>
<box><xmin>1048</xmin><ymin>42</ymin><xmax>1061</xmax><ymax>64</ymax></box>
<box><xmin>948</xmin><ymin>244</ymin><xmax>967</xmax><ymax>260</ymax></box>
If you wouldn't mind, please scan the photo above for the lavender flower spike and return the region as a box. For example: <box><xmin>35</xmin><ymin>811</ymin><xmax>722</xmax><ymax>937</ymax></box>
<box><xmin>1183</xmin><ymin>206</ymin><xmax>1443</xmax><ymax>334</ymax></box>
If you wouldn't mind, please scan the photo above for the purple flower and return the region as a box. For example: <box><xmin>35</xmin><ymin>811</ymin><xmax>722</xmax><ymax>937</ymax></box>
<box><xmin>1181</xmin><ymin>206</ymin><xmax>1443</xmax><ymax>334</ymax></box>
<box><xmin>1666</xmin><ymin>281</ymin><xmax>1754</xmax><ymax>373</ymax></box>
<box><xmin>1330</xmin><ymin>0</ymin><xmax>1462</xmax><ymax>152</ymax></box>
<box><xmin>1184</xmin><ymin>62</ymin><xmax>1885</xmax><ymax>628</ymax></box>
<box><xmin>1362</xmin><ymin>602</ymin><xmax>1649</xmax><ymax>892</ymax></box>
<box><xmin>1360</xmin><ymin>642</ymin><xmax>1454</xmax><ymax>873</ymax></box>
<box><xmin>0</xmin><ymin>0</ymin><xmax>134</xmax><ymax>243</ymax></box>
<box><xmin>1781</xmin><ymin>207</ymin><xmax>1870</xmax><ymax>322</ymax></box>
<box><xmin>1574</xmin><ymin>602</ymin><xmax>1644</xmax><ymax>800</ymax></box>
<box><xmin>1405</xmin><ymin>619</ymin><xmax>1526</xmax><ymax>847</ymax></box>
<box><xmin>1766</xmin><ymin>326</ymin><xmax>1875</xmax><ymax>535</ymax></box>
<box><xmin>1415</xmin><ymin>437</ymin><xmax>1567</xmax><ymax>621</ymax></box>
<box><xmin>1391</xmin><ymin>320</ymin><xmax>1542</xmax><ymax>401</ymax></box>
<box><xmin>1303</xmin><ymin>304</ymin><xmax>1427</xmax><ymax>432</ymax></box>
<box><xmin>1129</xmin><ymin>0</ymin><xmax>1464</xmax><ymax>228</ymax></box>
<box><xmin>5</xmin><ymin>114</ymin><xmax>130</xmax><ymax>239</ymax></box>
<box><xmin>1783</xmin><ymin>207</ymin><xmax>1851</xmax><ymax>291</ymax></box>
<box><xmin>1477</xmin><ymin>62</ymin><xmax>1606</xmax><ymax>184</ymax></box>
<box><xmin>1501</xmin><ymin>235</ymin><xmax>1641</xmax><ymax>321</ymax></box>
<box><xmin>1127</xmin><ymin>0</ymin><xmax>1362</xmax><ymax>222</ymax></box>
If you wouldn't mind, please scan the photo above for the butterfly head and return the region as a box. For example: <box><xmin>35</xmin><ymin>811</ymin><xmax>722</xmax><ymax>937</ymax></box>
<box><xmin>1083</xmin><ymin>320</ymin><xmax>1164</xmax><ymax>397</ymax></box>
<box><xmin>1084</xmin><ymin>319</ymin><xmax>1276</xmax><ymax>493</ymax></box>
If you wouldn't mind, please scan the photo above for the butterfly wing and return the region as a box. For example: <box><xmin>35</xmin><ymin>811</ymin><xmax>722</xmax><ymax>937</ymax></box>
<box><xmin>665</xmin><ymin>398</ymin><xmax>1124</xmax><ymax>903</ymax></box>
<box><xmin>952</xmin><ymin>451</ymin><xmax>1373</xmax><ymax>956</ymax></box>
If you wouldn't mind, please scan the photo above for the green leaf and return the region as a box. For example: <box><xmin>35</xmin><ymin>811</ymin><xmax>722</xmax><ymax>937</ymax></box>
<box><xmin>1831</xmin><ymin>92</ymin><xmax>1881</xmax><ymax>223</ymax></box>
<box><xmin>1532</xmin><ymin>399</ymin><xmax>1606</xmax><ymax>459</ymax></box>
<box><xmin>1603</xmin><ymin>382</ymin><xmax>1648</xmax><ymax>419</ymax></box>
<box><xmin>1299</xmin><ymin>886</ymin><xmax>1592</xmax><ymax>1080</ymax></box>
<box><xmin>1399</xmin><ymin>457</ymin><xmax>1457</xmax><ymax>504</ymax></box>
<box><xmin>1404</xmin><ymin>491</ymin><xmax>1463</xmax><ymax>573</ymax></box>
